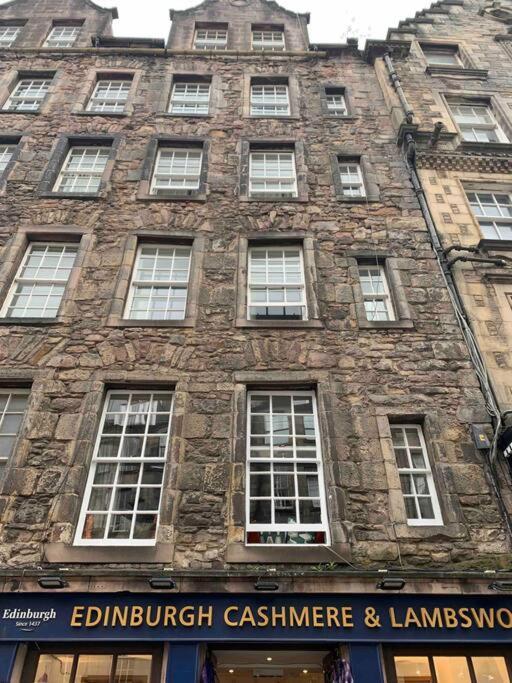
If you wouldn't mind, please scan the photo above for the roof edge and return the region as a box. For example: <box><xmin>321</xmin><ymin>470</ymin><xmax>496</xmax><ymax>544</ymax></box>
<box><xmin>169</xmin><ymin>0</ymin><xmax>310</xmax><ymax>24</ymax></box>
<box><xmin>0</xmin><ymin>0</ymin><xmax>118</xmax><ymax>18</ymax></box>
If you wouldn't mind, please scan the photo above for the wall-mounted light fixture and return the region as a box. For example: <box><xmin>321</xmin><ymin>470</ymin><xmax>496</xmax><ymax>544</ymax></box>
<box><xmin>489</xmin><ymin>581</ymin><xmax>512</xmax><ymax>592</ymax></box>
<box><xmin>148</xmin><ymin>577</ymin><xmax>177</xmax><ymax>590</ymax></box>
<box><xmin>376</xmin><ymin>578</ymin><xmax>406</xmax><ymax>591</ymax></box>
<box><xmin>254</xmin><ymin>579</ymin><xmax>279</xmax><ymax>592</ymax></box>
<box><xmin>38</xmin><ymin>576</ymin><xmax>68</xmax><ymax>589</ymax></box>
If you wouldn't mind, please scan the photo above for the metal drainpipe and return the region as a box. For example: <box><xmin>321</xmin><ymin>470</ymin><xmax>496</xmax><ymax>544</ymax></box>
<box><xmin>384</xmin><ymin>52</ymin><xmax>414</xmax><ymax>124</ymax></box>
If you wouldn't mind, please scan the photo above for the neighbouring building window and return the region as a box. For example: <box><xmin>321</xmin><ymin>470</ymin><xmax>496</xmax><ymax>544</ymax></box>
<box><xmin>54</xmin><ymin>146</ymin><xmax>110</xmax><ymax>194</ymax></box>
<box><xmin>392</xmin><ymin>653</ymin><xmax>511</xmax><ymax>683</ymax></box>
<box><xmin>390</xmin><ymin>424</ymin><xmax>443</xmax><ymax>526</ymax></box>
<box><xmin>87</xmin><ymin>78</ymin><xmax>132</xmax><ymax>113</ymax></box>
<box><xmin>150</xmin><ymin>147</ymin><xmax>203</xmax><ymax>193</ymax></box>
<box><xmin>0</xmin><ymin>144</ymin><xmax>15</xmax><ymax>173</ymax></box>
<box><xmin>125</xmin><ymin>244</ymin><xmax>191</xmax><ymax>321</ymax></box>
<box><xmin>358</xmin><ymin>264</ymin><xmax>395</xmax><ymax>321</ymax></box>
<box><xmin>0</xmin><ymin>25</ymin><xmax>21</xmax><ymax>47</ymax></box>
<box><xmin>3</xmin><ymin>77</ymin><xmax>52</xmax><ymax>112</ymax></box>
<box><xmin>252</xmin><ymin>29</ymin><xmax>285</xmax><ymax>51</ymax></box>
<box><xmin>250</xmin><ymin>83</ymin><xmax>290</xmax><ymax>116</ymax></box>
<box><xmin>325</xmin><ymin>88</ymin><xmax>348</xmax><ymax>116</ymax></box>
<box><xmin>44</xmin><ymin>25</ymin><xmax>81</xmax><ymax>48</ymax></box>
<box><xmin>249</xmin><ymin>150</ymin><xmax>298</xmax><ymax>197</ymax></box>
<box><xmin>248</xmin><ymin>246</ymin><xmax>307</xmax><ymax>320</ymax></box>
<box><xmin>76</xmin><ymin>390</ymin><xmax>173</xmax><ymax>545</ymax></box>
<box><xmin>1</xmin><ymin>242</ymin><xmax>78</xmax><ymax>318</ymax></box>
<box><xmin>246</xmin><ymin>391</ymin><xmax>328</xmax><ymax>545</ymax></box>
<box><xmin>450</xmin><ymin>102</ymin><xmax>509</xmax><ymax>143</ymax></box>
<box><xmin>28</xmin><ymin>651</ymin><xmax>156</xmax><ymax>683</ymax></box>
<box><xmin>423</xmin><ymin>45</ymin><xmax>462</xmax><ymax>67</ymax></box>
<box><xmin>466</xmin><ymin>191</ymin><xmax>512</xmax><ymax>240</ymax></box>
<box><xmin>338</xmin><ymin>160</ymin><xmax>366</xmax><ymax>197</ymax></box>
<box><xmin>194</xmin><ymin>27</ymin><xmax>227</xmax><ymax>50</ymax></box>
<box><xmin>0</xmin><ymin>391</ymin><xmax>28</xmax><ymax>480</ymax></box>
<box><xmin>169</xmin><ymin>81</ymin><xmax>211</xmax><ymax>115</ymax></box>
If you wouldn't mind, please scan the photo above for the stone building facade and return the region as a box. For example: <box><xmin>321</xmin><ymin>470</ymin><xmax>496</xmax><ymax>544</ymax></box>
<box><xmin>0</xmin><ymin>0</ymin><xmax>511</xmax><ymax>682</ymax></box>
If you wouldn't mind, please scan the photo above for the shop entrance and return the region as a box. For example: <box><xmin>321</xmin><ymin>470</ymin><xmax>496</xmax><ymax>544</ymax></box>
<box><xmin>211</xmin><ymin>648</ymin><xmax>349</xmax><ymax>683</ymax></box>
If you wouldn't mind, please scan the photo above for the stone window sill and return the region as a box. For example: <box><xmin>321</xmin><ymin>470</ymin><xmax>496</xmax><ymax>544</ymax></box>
<box><xmin>137</xmin><ymin>193</ymin><xmax>207</xmax><ymax>202</ymax></box>
<box><xmin>478</xmin><ymin>238</ymin><xmax>512</xmax><ymax>252</ymax></box>
<box><xmin>161</xmin><ymin>113</ymin><xmax>212</xmax><ymax>119</ymax></box>
<box><xmin>241</xmin><ymin>195</ymin><xmax>309</xmax><ymax>203</ymax></box>
<box><xmin>426</xmin><ymin>66</ymin><xmax>488</xmax><ymax>79</ymax></box>
<box><xmin>226</xmin><ymin>542</ymin><xmax>351</xmax><ymax>564</ymax></box>
<box><xmin>108</xmin><ymin>317</ymin><xmax>195</xmax><ymax>328</ymax></box>
<box><xmin>391</xmin><ymin>522</ymin><xmax>465</xmax><ymax>540</ymax></box>
<box><xmin>459</xmin><ymin>141</ymin><xmax>512</xmax><ymax>153</ymax></box>
<box><xmin>73</xmin><ymin>111</ymin><xmax>129</xmax><ymax>118</ymax></box>
<box><xmin>235</xmin><ymin>318</ymin><xmax>323</xmax><ymax>329</ymax></box>
<box><xmin>0</xmin><ymin>317</ymin><xmax>60</xmax><ymax>325</ymax></box>
<box><xmin>43</xmin><ymin>541</ymin><xmax>173</xmax><ymax>564</ymax></box>
<box><xmin>0</xmin><ymin>109</ymin><xmax>40</xmax><ymax>115</ymax></box>
<box><xmin>358</xmin><ymin>319</ymin><xmax>415</xmax><ymax>330</ymax></box>
<box><xmin>247</xmin><ymin>115</ymin><xmax>300</xmax><ymax>121</ymax></box>
<box><xmin>39</xmin><ymin>191</ymin><xmax>103</xmax><ymax>200</ymax></box>
<box><xmin>336</xmin><ymin>196</ymin><xmax>379</xmax><ymax>203</ymax></box>
<box><xmin>325</xmin><ymin>115</ymin><xmax>358</xmax><ymax>121</ymax></box>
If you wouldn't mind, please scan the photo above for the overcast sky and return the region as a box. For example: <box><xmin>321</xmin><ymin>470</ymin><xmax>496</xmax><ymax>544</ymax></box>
<box><xmin>110</xmin><ymin>0</ymin><xmax>431</xmax><ymax>44</ymax></box>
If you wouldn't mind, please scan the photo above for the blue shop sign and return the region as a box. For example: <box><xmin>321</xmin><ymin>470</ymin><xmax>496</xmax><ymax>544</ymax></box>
<box><xmin>1</xmin><ymin>593</ymin><xmax>512</xmax><ymax>643</ymax></box>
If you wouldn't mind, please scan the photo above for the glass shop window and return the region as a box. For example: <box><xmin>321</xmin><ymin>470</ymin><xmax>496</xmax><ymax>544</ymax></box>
<box><xmin>210</xmin><ymin>648</ymin><xmax>349</xmax><ymax>682</ymax></box>
<box><xmin>392</xmin><ymin>653</ymin><xmax>511</xmax><ymax>683</ymax></box>
<box><xmin>25</xmin><ymin>651</ymin><xmax>159</xmax><ymax>683</ymax></box>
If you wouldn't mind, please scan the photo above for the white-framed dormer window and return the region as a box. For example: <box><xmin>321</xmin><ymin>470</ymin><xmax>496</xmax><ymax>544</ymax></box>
<box><xmin>250</xmin><ymin>83</ymin><xmax>290</xmax><ymax>117</ymax></box>
<box><xmin>252</xmin><ymin>29</ymin><xmax>285</xmax><ymax>52</ymax></box>
<box><xmin>249</xmin><ymin>150</ymin><xmax>297</xmax><ymax>197</ymax></box>
<box><xmin>391</xmin><ymin>424</ymin><xmax>443</xmax><ymax>526</ymax></box>
<box><xmin>0</xmin><ymin>390</ymin><xmax>29</xmax><ymax>481</ymax></box>
<box><xmin>325</xmin><ymin>88</ymin><xmax>347</xmax><ymax>116</ymax></box>
<box><xmin>423</xmin><ymin>45</ymin><xmax>462</xmax><ymax>67</ymax></box>
<box><xmin>3</xmin><ymin>77</ymin><xmax>52</xmax><ymax>112</ymax></box>
<box><xmin>338</xmin><ymin>160</ymin><xmax>366</xmax><ymax>198</ymax></box>
<box><xmin>358</xmin><ymin>264</ymin><xmax>395</xmax><ymax>322</ymax></box>
<box><xmin>0</xmin><ymin>26</ymin><xmax>21</xmax><ymax>48</ymax></box>
<box><xmin>44</xmin><ymin>25</ymin><xmax>81</xmax><ymax>48</ymax></box>
<box><xmin>150</xmin><ymin>148</ymin><xmax>203</xmax><ymax>193</ymax></box>
<box><xmin>466</xmin><ymin>191</ymin><xmax>512</xmax><ymax>241</ymax></box>
<box><xmin>169</xmin><ymin>81</ymin><xmax>211</xmax><ymax>115</ymax></box>
<box><xmin>87</xmin><ymin>79</ymin><xmax>132</xmax><ymax>113</ymax></box>
<box><xmin>54</xmin><ymin>146</ymin><xmax>110</xmax><ymax>194</ymax></box>
<box><xmin>246</xmin><ymin>390</ymin><xmax>329</xmax><ymax>545</ymax></box>
<box><xmin>194</xmin><ymin>28</ymin><xmax>227</xmax><ymax>50</ymax></box>
<box><xmin>449</xmin><ymin>102</ymin><xmax>509</xmax><ymax>143</ymax></box>
<box><xmin>75</xmin><ymin>390</ymin><xmax>174</xmax><ymax>546</ymax></box>
<box><xmin>248</xmin><ymin>246</ymin><xmax>307</xmax><ymax>321</ymax></box>
<box><xmin>0</xmin><ymin>242</ymin><xmax>78</xmax><ymax>319</ymax></box>
<box><xmin>0</xmin><ymin>144</ymin><xmax>15</xmax><ymax>173</ymax></box>
<box><xmin>125</xmin><ymin>244</ymin><xmax>192</xmax><ymax>321</ymax></box>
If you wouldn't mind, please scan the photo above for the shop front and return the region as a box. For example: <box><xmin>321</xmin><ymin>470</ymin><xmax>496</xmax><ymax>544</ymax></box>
<box><xmin>1</xmin><ymin>593</ymin><xmax>512</xmax><ymax>683</ymax></box>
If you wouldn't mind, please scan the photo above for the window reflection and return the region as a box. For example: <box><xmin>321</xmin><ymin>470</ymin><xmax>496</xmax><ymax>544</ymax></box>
<box><xmin>75</xmin><ymin>655</ymin><xmax>113</xmax><ymax>683</ymax></box>
<box><xmin>31</xmin><ymin>654</ymin><xmax>153</xmax><ymax>683</ymax></box>
<box><xmin>115</xmin><ymin>655</ymin><xmax>152</xmax><ymax>683</ymax></box>
<box><xmin>473</xmin><ymin>657</ymin><xmax>510</xmax><ymax>683</ymax></box>
<box><xmin>394</xmin><ymin>655</ymin><xmax>511</xmax><ymax>683</ymax></box>
<box><xmin>35</xmin><ymin>655</ymin><xmax>74</xmax><ymax>683</ymax></box>
<box><xmin>434</xmin><ymin>657</ymin><xmax>471</xmax><ymax>683</ymax></box>
<box><xmin>394</xmin><ymin>656</ymin><xmax>432</xmax><ymax>683</ymax></box>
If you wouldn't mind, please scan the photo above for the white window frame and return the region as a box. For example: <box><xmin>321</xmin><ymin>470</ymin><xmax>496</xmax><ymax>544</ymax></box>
<box><xmin>450</xmin><ymin>102</ymin><xmax>509</xmax><ymax>143</ymax></box>
<box><xmin>150</xmin><ymin>147</ymin><xmax>203</xmax><ymax>193</ymax></box>
<box><xmin>75</xmin><ymin>390</ymin><xmax>174</xmax><ymax>547</ymax></box>
<box><xmin>44</xmin><ymin>25</ymin><xmax>81</xmax><ymax>48</ymax></box>
<box><xmin>87</xmin><ymin>79</ymin><xmax>132</xmax><ymax>113</ymax></box>
<box><xmin>326</xmin><ymin>90</ymin><xmax>348</xmax><ymax>116</ymax></box>
<box><xmin>124</xmin><ymin>244</ymin><xmax>192</xmax><ymax>321</ymax></box>
<box><xmin>54</xmin><ymin>146</ymin><xmax>110</xmax><ymax>194</ymax></box>
<box><xmin>423</xmin><ymin>47</ymin><xmax>462</xmax><ymax>67</ymax></box>
<box><xmin>245</xmin><ymin>390</ymin><xmax>329</xmax><ymax>545</ymax></box>
<box><xmin>3</xmin><ymin>78</ymin><xmax>51</xmax><ymax>112</ymax></box>
<box><xmin>467</xmin><ymin>191</ymin><xmax>512</xmax><ymax>241</ymax></box>
<box><xmin>193</xmin><ymin>28</ymin><xmax>227</xmax><ymax>50</ymax></box>
<box><xmin>247</xmin><ymin>246</ymin><xmax>308</xmax><ymax>321</ymax></box>
<box><xmin>0</xmin><ymin>390</ymin><xmax>29</xmax><ymax>478</ymax></box>
<box><xmin>0</xmin><ymin>144</ymin><xmax>15</xmax><ymax>173</ymax></box>
<box><xmin>339</xmin><ymin>161</ymin><xmax>367</xmax><ymax>198</ymax></box>
<box><xmin>169</xmin><ymin>81</ymin><xmax>211</xmax><ymax>115</ymax></box>
<box><xmin>0</xmin><ymin>26</ymin><xmax>21</xmax><ymax>48</ymax></box>
<box><xmin>391</xmin><ymin>424</ymin><xmax>443</xmax><ymax>527</ymax></box>
<box><xmin>358</xmin><ymin>264</ymin><xmax>395</xmax><ymax>322</ymax></box>
<box><xmin>0</xmin><ymin>242</ymin><xmax>78</xmax><ymax>319</ymax></box>
<box><xmin>249</xmin><ymin>150</ymin><xmax>298</xmax><ymax>197</ymax></box>
<box><xmin>251</xmin><ymin>29</ymin><xmax>285</xmax><ymax>52</ymax></box>
<box><xmin>250</xmin><ymin>83</ymin><xmax>290</xmax><ymax>117</ymax></box>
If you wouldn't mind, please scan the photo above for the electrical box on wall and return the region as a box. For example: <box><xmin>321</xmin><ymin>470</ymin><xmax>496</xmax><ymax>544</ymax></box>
<box><xmin>471</xmin><ymin>424</ymin><xmax>491</xmax><ymax>450</ymax></box>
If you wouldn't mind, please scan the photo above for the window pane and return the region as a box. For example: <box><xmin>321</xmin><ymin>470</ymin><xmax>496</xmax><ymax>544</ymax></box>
<box><xmin>433</xmin><ymin>657</ymin><xmax>471</xmax><ymax>683</ymax></box>
<box><xmin>115</xmin><ymin>655</ymin><xmax>153</xmax><ymax>683</ymax></box>
<box><xmin>34</xmin><ymin>655</ymin><xmax>74</xmax><ymax>683</ymax></box>
<box><xmin>75</xmin><ymin>655</ymin><xmax>113</xmax><ymax>683</ymax></box>
<box><xmin>473</xmin><ymin>657</ymin><xmax>511</xmax><ymax>683</ymax></box>
<box><xmin>394</xmin><ymin>656</ymin><xmax>432</xmax><ymax>683</ymax></box>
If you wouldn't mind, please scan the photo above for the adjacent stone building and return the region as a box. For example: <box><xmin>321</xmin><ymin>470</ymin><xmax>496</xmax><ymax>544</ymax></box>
<box><xmin>0</xmin><ymin>0</ymin><xmax>511</xmax><ymax>682</ymax></box>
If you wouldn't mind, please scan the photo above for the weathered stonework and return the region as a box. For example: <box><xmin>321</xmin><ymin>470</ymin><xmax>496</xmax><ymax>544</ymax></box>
<box><xmin>0</xmin><ymin>0</ymin><xmax>510</xmax><ymax>581</ymax></box>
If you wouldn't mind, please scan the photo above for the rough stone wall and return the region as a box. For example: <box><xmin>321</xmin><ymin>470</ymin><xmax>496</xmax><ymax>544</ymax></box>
<box><xmin>0</xmin><ymin>0</ymin><xmax>115</xmax><ymax>47</ymax></box>
<box><xmin>0</xmin><ymin>0</ymin><xmax>509</xmax><ymax>571</ymax></box>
